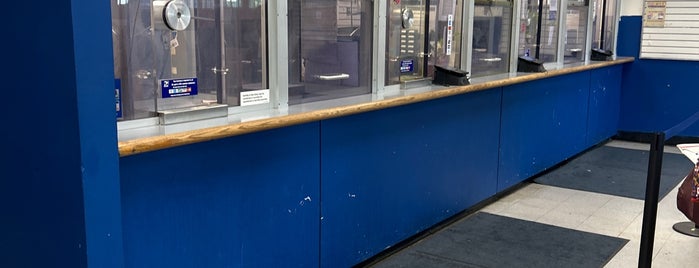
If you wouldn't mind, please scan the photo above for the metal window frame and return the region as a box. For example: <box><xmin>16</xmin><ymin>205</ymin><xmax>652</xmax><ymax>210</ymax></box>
<box><xmin>374</xmin><ymin>0</ymin><xmax>395</xmax><ymax>95</ymax></box>
<box><xmin>555</xmin><ymin>0</ymin><xmax>568</xmax><ymax>66</ymax></box>
<box><xmin>119</xmin><ymin>0</ymin><xmax>622</xmax><ymax>130</ymax></box>
<box><xmin>510</xmin><ymin>0</ymin><xmax>522</xmax><ymax>73</ymax></box>
<box><xmin>461</xmin><ymin>0</ymin><xmax>474</xmax><ymax>74</ymax></box>
<box><xmin>266</xmin><ymin>1</ymin><xmax>288</xmax><ymax>111</ymax></box>
<box><xmin>584</xmin><ymin>0</ymin><xmax>594</xmax><ymax>64</ymax></box>
<box><xmin>611</xmin><ymin>0</ymin><xmax>620</xmax><ymax>57</ymax></box>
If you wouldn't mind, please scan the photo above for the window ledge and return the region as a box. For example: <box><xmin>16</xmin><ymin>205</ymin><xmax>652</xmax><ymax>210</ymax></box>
<box><xmin>118</xmin><ymin>57</ymin><xmax>633</xmax><ymax>157</ymax></box>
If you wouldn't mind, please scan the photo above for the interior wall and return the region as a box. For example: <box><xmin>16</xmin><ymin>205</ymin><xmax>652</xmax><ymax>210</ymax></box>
<box><xmin>2</xmin><ymin>6</ymin><xmax>89</xmax><ymax>260</ymax></box>
<box><xmin>617</xmin><ymin>5</ymin><xmax>699</xmax><ymax>137</ymax></box>
<box><xmin>621</xmin><ymin>0</ymin><xmax>643</xmax><ymax>16</ymax></box>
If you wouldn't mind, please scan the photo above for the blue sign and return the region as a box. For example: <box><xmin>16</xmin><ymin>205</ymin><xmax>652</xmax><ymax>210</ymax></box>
<box><xmin>161</xmin><ymin>78</ymin><xmax>198</xmax><ymax>98</ymax></box>
<box><xmin>400</xmin><ymin>60</ymin><xmax>414</xmax><ymax>73</ymax></box>
<box><xmin>115</xmin><ymin>79</ymin><xmax>122</xmax><ymax>118</ymax></box>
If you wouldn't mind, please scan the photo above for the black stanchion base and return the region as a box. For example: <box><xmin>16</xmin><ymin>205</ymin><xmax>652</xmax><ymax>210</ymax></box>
<box><xmin>672</xmin><ymin>222</ymin><xmax>699</xmax><ymax>237</ymax></box>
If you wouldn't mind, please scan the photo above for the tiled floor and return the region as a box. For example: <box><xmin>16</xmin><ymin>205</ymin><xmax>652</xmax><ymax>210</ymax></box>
<box><xmin>479</xmin><ymin>140</ymin><xmax>699</xmax><ymax>267</ymax></box>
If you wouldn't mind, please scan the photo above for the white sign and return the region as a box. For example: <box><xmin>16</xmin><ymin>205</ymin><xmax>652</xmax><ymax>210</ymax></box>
<box><xmin>446</xmin><ymin>14</ymin><xmax>453</xmax><ymax>55</ymax></box>
<box><xmin>240</xmin><ymin>89</ymin><xmax>270</xmax><ymax>106</ymax></box>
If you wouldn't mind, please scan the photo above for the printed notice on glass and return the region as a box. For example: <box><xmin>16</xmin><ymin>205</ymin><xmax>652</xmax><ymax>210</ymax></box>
<box><xmin>115</xmin><ymin>79</ymin><xmax>122</xmax><ymax>118</ymax></box>
<box><xmin>240</xmin><ymin>89</ymin><xmax>270</xmax><ymax>106</ymax></box>
<box><xmin>446</xmin><ymin>15</ymin><xmax>453</xmax><ymax>56</ymax></box>
<box><xmin>644</xmin><ymin>1</ymin><xmax>666</xmax><ymax>28</ymax></box>
<box><xmin>161</xmin><ymin>78</ymin><xmax>198</xmax><ymax>98</ymax></box>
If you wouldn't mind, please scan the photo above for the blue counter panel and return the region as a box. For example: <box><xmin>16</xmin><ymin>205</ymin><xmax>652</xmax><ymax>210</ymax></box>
<box><xmin>119</xmin><ymin>123</ymin><xmax>321</xmax><ymax>268</ymax></box>
<box><xmin>319</xmin><ymin>89</ymin><xmax>502</xmax><ymax>267</ymax></box>
<box><xmin>499</xmin><ymin>72</ymin><xmax>590</xmax><ymax>191</ymax></box>
<box><xmin>587</xmin><ymin>65</ymin><xmax>622</xmax><ymax>146</ymax></box>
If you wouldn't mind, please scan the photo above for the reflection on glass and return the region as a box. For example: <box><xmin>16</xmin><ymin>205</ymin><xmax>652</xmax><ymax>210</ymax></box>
<box><xmin>222</xmin><ymin>2</ymin><xmax>266</xmax><ymax>106</ymax></box>
<box><xmin>518</xmin><ymin>0</ymin><xmax>560</xmax><ymax>63</ymax></box>
<box><xmin>386</xmin><ymin>0</ymin><xmax>463</xmax><ymax>86</ymax></box>
<box><xmin>110</xmin><ymin>0</ymin><xmax>266</xmax><ymax>120</ymax></box>
<box><xmin>287</xmin><ymin>0</ymin><xmax>373</xmax><ymax>104</ymax></box>
<box><xmin>591</xmin><ymin>0</ymin><xmax>616</xmax><ymax>52</ymax></box>
<box><xmin>471</xmin><ymin>0</ymin><xmax>513</xmax><ymax>77</ymax></box>
<box><xmin>564</xmin><ymin>0</ymin><xmax>589</xmax><ymax>63</ymax></box>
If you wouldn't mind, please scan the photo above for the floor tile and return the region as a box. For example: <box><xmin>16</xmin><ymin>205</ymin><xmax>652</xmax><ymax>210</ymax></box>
<box><xmin>379</xmin><ymin>141</ymin><xmax>699</xmax><ymax>268</ymax></box>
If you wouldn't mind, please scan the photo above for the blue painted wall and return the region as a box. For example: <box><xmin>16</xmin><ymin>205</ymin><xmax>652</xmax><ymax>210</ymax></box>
<box><xmin>71</xmin><ymin>0</ymin><xmax>126</xmax><ymax>266</ymax></box>
<box><xmin>2</xmin><ymin>1</ymin><xmax>121</xmax><ymax>267</ymax></box>
<box><xmin>618</xmin><ymin>16</ymin><xmax>699</xmax><ymax>136</ymax></box>
<box><xmin>320</xmin><ymin>90</ymin><xmax>502</xmax><ymax>267</ymax></box>
<box><xmin>119</xmin><ymin>124</ymin><xmax>321</xmax><ymax>267</ymax></box>
<box><xmin>498</xmin><ymin>72</ymin><xmax>591</xmax><ymax>191</ymax></box>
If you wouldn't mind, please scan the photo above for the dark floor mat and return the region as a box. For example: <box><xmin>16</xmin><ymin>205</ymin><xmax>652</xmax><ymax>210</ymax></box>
<box><xmin>533</xmin><ymin>146</ymin><xmax>692</xmax><ymax>200</ymax></box>
<box><xmin>372</xmin><ymin>212</ymin><xmax>628</xmax><ymax>268</ymax></box>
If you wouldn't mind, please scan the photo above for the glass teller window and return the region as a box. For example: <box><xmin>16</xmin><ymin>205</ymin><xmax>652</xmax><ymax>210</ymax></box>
<box><xmin>385</xmin><ymin>0</ymin><xmax>464</xmax><ymax>86</ymax></box>
<box><xmin>471</xmin><ymin>0</ymin><xmax>514</xmax><ymax>77</ymax></box>
<box><xmin>563</xmin><ymin>0</ymin><xmax>589</xmax><ymax>63</ymax></box>
<box><xmin>287</xmin><ymin>0</ymin><xmax>374</xmax><ymax>104</ymax></box>
<box><xmin>518</xmin><ymin>0</ymin><xmax>561</xmax><ymax>63</ymax></box>
<box><xmin>111</xmin><ymin>0</ymin><xmax>267</xmax><ymax>122</ymax></box>
<box><xmin>591</xmin><ymin>0</ymin><xmax>617</xmax><ymax>53</ymax></box>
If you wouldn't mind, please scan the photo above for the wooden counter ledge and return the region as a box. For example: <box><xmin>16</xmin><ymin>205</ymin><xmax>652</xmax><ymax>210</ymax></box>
<box><xmin>119</xmin><ymin>58</ymin><xmax>633</xmax><ymax>157</ymax></box>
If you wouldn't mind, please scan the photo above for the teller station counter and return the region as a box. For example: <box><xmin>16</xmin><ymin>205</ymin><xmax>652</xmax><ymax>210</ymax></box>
<box><xmin>111</xmin><ymin>0</ymin><xmax>629</xmax><ymax>267</ymax></box>
<box><xmin>118</xmin><ymin>57</ymin><xmax>632</xmax><ymax>268</ymax></box>
<box><xmin>4</xmin><ymin>0</ymin><xmax>641</xmax><ymax>266</ymax></box>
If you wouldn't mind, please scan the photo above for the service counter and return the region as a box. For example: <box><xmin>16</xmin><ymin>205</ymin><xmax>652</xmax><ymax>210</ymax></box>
<box><xmin>118</xmin><ymin>58</ymin><xmax>633</xmax><ymax>156</ymax></box>
<box><xmin>117</xmin><ymin>58</ymin><xmax>632</xmax><ymax>267</ymax></box>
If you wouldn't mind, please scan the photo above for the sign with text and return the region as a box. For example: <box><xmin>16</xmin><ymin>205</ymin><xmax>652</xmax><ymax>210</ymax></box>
<box><xmin>400</xmin><ymin>60</ymin><xmax>414</xmax><ymax>73</ymax></box>
<box><xmin>161</xmin><ymin>78</ymin><xmax>198</xmax><ymax>98</ymax></box>
<box><xmin>115</xmin><ymin>79</ymin><xmax>122</xmax><ymax>118</ymax></box>
<box><xmin>241</xmin><ymin>89</ymin><xmax>270</xmax><ymax>106</ymax></box>
<box><xmin>644</xmin><ymin>1</ymin><xmax>666</xmax><ymax>28</ymax></box>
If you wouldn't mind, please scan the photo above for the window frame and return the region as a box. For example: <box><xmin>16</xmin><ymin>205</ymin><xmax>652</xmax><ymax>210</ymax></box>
<box><xmin>116</xmin><ymin>0</ymin><xmax>624</xmax><ymax>133</ymax></box>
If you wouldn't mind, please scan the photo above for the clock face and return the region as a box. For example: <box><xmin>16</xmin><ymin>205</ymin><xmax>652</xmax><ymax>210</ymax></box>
<box><xmin>402</xmin><ymin>8</ymin><xmax>414</xmax><ymax>29</ymax></box>
<box><xmin>163</xmin><ymin>0</ymin><xmax>191</xmax><ymax>31</ymax></box>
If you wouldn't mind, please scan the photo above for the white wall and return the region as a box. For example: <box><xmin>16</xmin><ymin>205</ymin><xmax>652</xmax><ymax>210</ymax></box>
<box><xmin>621</xmin><ymin>0</ymin><xmax>643</xmax><ymax>16</ymax></box>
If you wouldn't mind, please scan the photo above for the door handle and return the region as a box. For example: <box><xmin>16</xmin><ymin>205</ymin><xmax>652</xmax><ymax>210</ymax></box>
<box><xmin>211</xmin><ymin>67</ymin><xmax>229</xmax><ymax>75</ymax></box>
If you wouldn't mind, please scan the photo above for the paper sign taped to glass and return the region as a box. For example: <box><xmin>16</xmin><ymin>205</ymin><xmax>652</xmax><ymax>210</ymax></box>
<box><xmin>676</xmin><ymin>144</ymin><xmax>699</xmax><ymax>224</ymax></box>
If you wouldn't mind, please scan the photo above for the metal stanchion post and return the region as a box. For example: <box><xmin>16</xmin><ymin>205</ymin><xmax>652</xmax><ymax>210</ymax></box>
<box><xmin>638</xmin><ymin>132</ymin><xmax>665</xmax><ymax>268</ymax></box>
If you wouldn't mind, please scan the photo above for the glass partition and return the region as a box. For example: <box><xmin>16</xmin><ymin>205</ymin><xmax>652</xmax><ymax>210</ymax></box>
<box><xmin>385</xmin><ymin>0</ymin><xmax>463</xmax><ymax>86</ymax></box>
<box><xmin>471</xmin><ymin>0</ymin><xmax>514</xmax><ymax>77</ymax></box>
<box><xmin>563</xmin><ymin>0</ymin><xmax>589</xmax><ymax>63</ymax></box>
<box><xmin>287</xmin><ymin>0</ymin><xmax>373</xmax><ymax>104</ymax></box>
<box><xmin>222</xmin><ymin>1</ymin><xmax>267</xmax><ymax>106</ymax></box>
<box><xmin>591</xmin><ymin>0</ymin><xmax>617</xmax><ymax>53</ymax></box>
<box><xmin>111</xmin><ymin>0</ymin><xmax>267</xmax><ymax>120</ymax></box>
<box><xmin>518</xmin><ymin>0</ymin><xmax>561</xmax><ymax>63</ymax></box>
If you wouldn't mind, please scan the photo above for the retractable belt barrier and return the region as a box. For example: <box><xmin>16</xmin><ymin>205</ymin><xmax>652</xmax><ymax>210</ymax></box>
<box><xmin>638</xmin><ymin>110</ymin><xmax>699</xmax><ymax>268</ymax></box>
